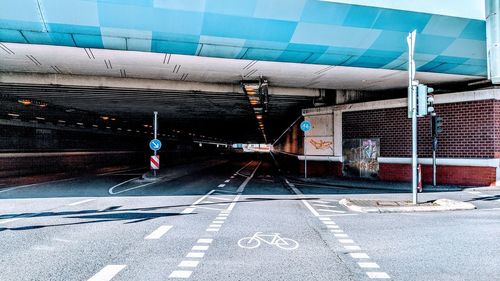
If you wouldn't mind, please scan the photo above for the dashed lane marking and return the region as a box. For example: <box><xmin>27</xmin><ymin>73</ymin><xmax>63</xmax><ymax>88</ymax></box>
<box><xmin>338</xmin><ymin>239</ymin><xmax>354</xmax><ymax>244</ymax></box>
<box><xmin>350</xmin><ymin>253</ymin><xmax>370</xmax><ymax>259</ymax></box>
<box><xmin>224</xmin><ymin>180</ymin><xmax>230</xmax><ymax>183</ymax></box>
<box><xmin>345</xmin><ymin>245</ymin><xmax>361</xmax><ymax>251</ymax></box>
<box><xmin>217</xmin><ymin>184</ymin><xmax>226</xmax><ymax>188</ymax></box>
<box><xmin>145</xmin><ymin>225</ymin><xmax>173</xmax><ymax>240</ymax></box>
<box><xmin>186</xmin><ymin>252</ymin><xmax>205</xmax><ymax>258</ymax></box>
<box><xmin>178</xmin><ymin>261</ymin><xmax>199</xmax><ymax>268</ymax></box>
<box><xmin>366</xmin><ymin>272</ymin><xmax>391</xmax><ymax>279</ymax></box>
<box><xmin>87</xmin><ymin>265</ymin><xmax>126</xmax><ymax>281</ymax></box>
<box><xmin>169</xmin><ymin>270</ymin><xmax>192</xmax><ymax>279</ymax></box>
<box><xmin>197</xmin><ymin>239</ymin><xmax>213</xmax><ymax>244</ymax></box>
<box><xmin>192</xmin><ymin>245</ymin><xmax>209</xmax><ymax>251</ymax></box>
<box><xmin>181</xmin><ymin>208</ymin><xmax>195</xmax><ymax>214</ymax></box>
<box><xmin>68</xmin><ymin>199</ymin><xmax>95</xmax><ymax>206</ymax></box>
<box><xmin>358</xmin><ymin>262</ymin><xmax>380</xmax><ymax>269</ymax></box>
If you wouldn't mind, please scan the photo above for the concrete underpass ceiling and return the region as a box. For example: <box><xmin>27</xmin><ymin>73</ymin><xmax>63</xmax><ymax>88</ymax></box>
<box><xmin>0</xmin><ymin>83</ymin><xmax>313</xmax><ymax>143</ymax></box>
<box><xmin>0</xmin><ymin>43</ymin><xmax>482</xmax><ymax>91</ymax></box>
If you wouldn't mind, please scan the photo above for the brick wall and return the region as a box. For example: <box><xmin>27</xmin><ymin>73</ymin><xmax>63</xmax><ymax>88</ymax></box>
<box><xmin>342</xmin><ymin>99</ymin><xmax>496</xmax><ymax>158</ymax></box>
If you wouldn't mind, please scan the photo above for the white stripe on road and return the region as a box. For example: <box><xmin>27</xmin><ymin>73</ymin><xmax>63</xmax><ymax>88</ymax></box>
<box><xmin>168</xmin><ymin>270</ymin><xmax>192</xmax><ymax>279</ymax></box>
<box><xmin>87</xmin><ymin>265</ymin><xmax>126</xmax><ymax>281</ymax></box>
<box><xmin>339</xmin><ymin>239</ymin><xmax>354</xmax><ymax>244</ymax></box>
<box><xmin>330</xmin><ymin>229</ymin><xmax>343</xmax><ymax>233</ymax></box>
<box><xmin>224</xmin><ymin>180</ymin><xmax>230</xmax><ymax>183</ymax></box>
<box><xmin>68</xmin><ymin>199</ymin><xmax>95</xmax><ymax>206</ymax></box>
<box><xmin>350</xmin><ymin>253</ymin><xmax>370</xmax><ymax>259</ymax></box>
<box><xmin>318</xmin><ymin>209</ymin><xmax>345</xmax><ymax>213</ymax></box>
<box><xmin>145</xmin><ymin>225</ymin><xmax>173</xmax><ymax>240</ymax></box>
<box><xmin>178</xmin><ymin>261</ymin><xmax>199</xmax><ymax>268</ymax></box>
<box><xmin>206</xmin><ymin>228</ymin><xmax>219</xmax><ymax>232</ymax></box>
<box><xmin>319</xmin><ymin>217</ymin><xmax>331</xmax><ymax>221</ymax></box>
<box><xmin>197</xmin><ymin>239</ymin><xmax>213</xmax><ymax>244</ymax></box>
<box><xmin>217</xmin><ymin>184</ymin><xmax>226</xmax><ymax>188</ymax></box>
<box><xmin>334</xmin><ymin>233</ymin><xmax>349</xmax><ymax>238</ymax></box>
<box><xmin>192</xmin><ymin>245</ymin><xmax>209</xmax><ymax>251</ymax></box>
<box><xmin>213</xmin><ymin>220</ymin><xmax>224</xmax><ymax>224</ymax></box>
<box><xmin>359</xmin><ymin>262</ymin><xmax>380</xmax><ymax>269</ymax></box>
<box><xmin>344</xmin><ymin>245</ymin><xmax>361</xmax><ymax>251</ymax></box>
<box><xmin>366</xmin><ymin>272</ymin><xmax>390</xmax><ymax>279</ymax></box>
<box><xmin>326</xmin><ymin>225</ymin><xmax>339</xmax><ymax>229</ymax></box>
<box><xmin>186</xmin><ymin>252</ymin><xmax>205</xmax><ymax>258</ymax></box>
<box><xmin>181</xmin><ymin>208</ymin><xmax>195</xmax><ymax>214</ymax></box>
<box><xmin>323</xmin><ymin>221</ymin><xmax>336</xmax><ymax>225</ymax></box>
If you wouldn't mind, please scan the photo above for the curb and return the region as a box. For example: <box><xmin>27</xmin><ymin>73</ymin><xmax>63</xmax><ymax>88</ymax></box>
<box><xmin>339</xmin><ymin>198</ymin><xmax>476</xmax><ymax>213</ymax></box>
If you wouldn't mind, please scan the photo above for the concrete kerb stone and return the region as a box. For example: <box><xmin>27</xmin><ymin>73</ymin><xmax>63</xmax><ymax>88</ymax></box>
<box><xmin>339</xmin><ymin>198</ymin><xmax>476</xmax><ymax>213</ymax></box>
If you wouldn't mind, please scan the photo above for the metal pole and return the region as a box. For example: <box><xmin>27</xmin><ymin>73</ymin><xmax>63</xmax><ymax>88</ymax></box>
<box><xmin>433</xmin><ymin>137</ymin><xmax>437</xmax><ymax>187</ymax></box>
<box><xmin>304</xmin><ymin>154</ymin><xmax>307</xmax><ymax>179</ymax></box>
<box><xmin>408</xmin><ymin>30</ymin><xmax>418</xmax><ymax>204</ymax></box>
<box><xmin>153</xmin><ymin>111</ymin><xmax>158</xmax><ymax>177</ymax></box>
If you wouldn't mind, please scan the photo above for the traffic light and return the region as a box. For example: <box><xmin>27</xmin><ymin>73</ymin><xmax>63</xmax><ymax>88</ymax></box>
<box><xmin>431</xmin><ymin>116</ymin><xmax>444</xmax><ymax>137</ymax></box>
<box><xmin>417</xmin><ymin>84</ymin><xmax>434</xmax><ymax>116</ymax></box>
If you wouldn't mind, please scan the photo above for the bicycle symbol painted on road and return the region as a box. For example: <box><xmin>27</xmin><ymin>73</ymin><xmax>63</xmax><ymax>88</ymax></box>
<box><xmin>238</xmin><ymin>232</ymin><xmax>299</xmax><ymax>250</ymax></box>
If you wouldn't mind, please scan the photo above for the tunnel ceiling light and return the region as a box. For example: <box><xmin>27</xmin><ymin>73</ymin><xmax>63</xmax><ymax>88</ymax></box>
<box><xmin>93</xmin><ymin>124</ymin><xmax>98</xmax><ymax>128</ymax></box>
<box><xmin>111</xmin><ymin>118</ymin><xmax>116</xmax><ymax>121</ymax></box>
<box><xmin>35</xmin><ymin>117</ymin><xmax>45</xmax><ymax>120</ymax></box>
<box><xmin>101</xmin><ymin>116</ymin><xmax>109</xmax><ymax>121</ymax></box>
<box><xmin>18</xmin><ymin>99</ymin><xmax>32</xmax><ymax>106</ymax></box>
<box><xmin>8</xmin><ymin>113</ymin><xmax>20</xmax><ymax>117</ymax></box>
<box><xmin>76</xmin><ymin>122</ymin><xmax>84</xmax><ymax>126</ymax></box>
<box><xmin>66</xmin><ymin>109</ymin><xmax>76</xmax><ymax>113</ymax></box>
<box><xmin>117</xmin><ymin>128</ymin><xmax>122</xmax><ymax>130</ymax></box>
<box><xmin>58</xmin><ymin>120</ymin><xmax>66</xmax><ymax>123</ymax></box>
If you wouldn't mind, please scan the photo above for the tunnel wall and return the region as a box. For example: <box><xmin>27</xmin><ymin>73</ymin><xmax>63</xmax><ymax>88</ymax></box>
<box><xmin>277</xmin><ymin>89</ymin><xmax>500</xmax><ymax>187</ymax></box>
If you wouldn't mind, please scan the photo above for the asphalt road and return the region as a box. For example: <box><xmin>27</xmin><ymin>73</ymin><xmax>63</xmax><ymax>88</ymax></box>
<box><xmin>0</xmin><ymin>156</ymin><xmax>499</xmax><ymax>281</ymax></box>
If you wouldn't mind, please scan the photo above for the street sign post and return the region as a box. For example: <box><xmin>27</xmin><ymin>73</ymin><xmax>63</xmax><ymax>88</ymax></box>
<box><xmin>300</xmin><ymin>120</ymin><xmax>311</xmax><ymax>179</ymax></box>
<box><xmin>149</xmin><ymin>139</ymin><xmax>162</xmax><ymax>151</ymax></box>
<box><xmin>150</xmin><ymin>155</ymin><xmax>160</xmax><ymax>170</ymax></box>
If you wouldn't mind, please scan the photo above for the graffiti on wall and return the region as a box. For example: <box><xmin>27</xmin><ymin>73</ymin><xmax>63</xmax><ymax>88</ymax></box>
<box><xmin>342</xmin><ymin>138</ymin><xmax>379</xmax><ymax>179</ymax></box>
<box><xmin>309</xmin><ymin>139</ymin><xmax>333</xmax><ymax>150</ymax></box>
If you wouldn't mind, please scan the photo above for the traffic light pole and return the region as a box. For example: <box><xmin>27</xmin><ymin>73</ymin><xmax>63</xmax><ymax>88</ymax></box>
<box><xmin>432</xmin><ymin>137</ymin><xmax>437</xmax><ymax>187</ymax></box>
<box><xmin>408</xmin><ymin>30</ymin><xmax>418</xmax><ymax>205</ymax></box>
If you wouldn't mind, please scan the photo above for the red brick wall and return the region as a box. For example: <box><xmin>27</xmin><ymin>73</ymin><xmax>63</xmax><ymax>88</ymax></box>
<box><xmin>342</xmin><ymin>99</ymin><xmax>496</xmax><ymax>158</ymax></box>
<box><xmin>379</xmin><ymin>163</ymin><xmax>496</xmax><ymax>187</ymax></box>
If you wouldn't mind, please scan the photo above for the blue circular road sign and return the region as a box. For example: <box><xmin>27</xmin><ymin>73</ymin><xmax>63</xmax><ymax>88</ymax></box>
<box><xmin>300</xmin><ymin>121</ymin><xmax>312</xmax><ymax>132</ymax></box>
<box><xmin>149</xmin><ymin>139</ymin><xmax>162</xmax><ymax>151</ymax></box>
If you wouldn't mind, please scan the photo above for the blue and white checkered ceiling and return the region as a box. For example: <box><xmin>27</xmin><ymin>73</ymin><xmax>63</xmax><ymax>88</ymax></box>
<box><xmin>0</xmin><ymin>0</ymin><xmax>487</xmax><ymax>77</ymax></box>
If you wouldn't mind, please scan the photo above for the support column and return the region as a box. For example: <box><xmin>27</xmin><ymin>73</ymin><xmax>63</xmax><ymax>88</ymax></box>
<box><xmin>486</xmin><ymin>0</ymin><xmax>500</xmax><ymax>84</ymax></box>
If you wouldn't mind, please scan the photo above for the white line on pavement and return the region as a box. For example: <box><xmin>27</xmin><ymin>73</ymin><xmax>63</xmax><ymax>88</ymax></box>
<box><xmin>314</xmin><ymin>204</ymin><xmax>338</xmax><ymax>208</ymax></box>
<box><xmin>319</xmin><ymin>217</ymin><xmax>331</xmax><ymax>221</ymax></box>
<box><xmin>224</xmin><ymin>180</ymin><xmax>230</xmax><ymax>183</ymax></box>
<box><xmin>68</xmin><ymin>199</ymin><xmax>95</xmax><ymax>206</ymax></box>
<box><xmin>217</xmin><ymin>184</ymin><xmax>226</xmax><ymax>188</ymax></box>
<box><xmin>317</xmin><ymin>209</ymin><xmax>345</xmax><ymax>213</ymax></box>
<box><xmin>197</xmin><ymin>238</ymin><xmax>213</xmax><ymax>244</ymax></box>
<box><xmin>339</xmin><ymin>239</ymin><xmax>355</xmax><ymax>244</ymax></box>
<box><xmin>168</xmin><ymin>270</ymin><xmax>192</xmax><ymax>279</ymax></box>
<box><xmin>334</xmin><ymin>233</ymin><xmax>349</xmax><ymax>238</ymax></box>
<box><xmin>323</xmin><ymin>221</ymin><xmax>336</xmax><ymax>225</ymax></box>
<box><xmin>186</xmin><ymin>252</ymin><xmax>205</xmax><ymax>258</ymax></box>
<box><xmin>366</xmin><ymin>272</ymin><xmax>390</xmax><ymax>279</ymax></box>
<box><xmin>87</xmin><ymin>265</ymin><xmax>127</xmax><ymax>281</ymax></box>
<box><xmin>344</xmin><ymin>245</ymin><xmax>361</xmax><ymax>251</ymax></box>
<box><xmin>330</xmin><ymin>229</ymin><xmax>343</xmax><ymax>233</ymax></box>
<box><xmin>178</xmin><ymin>261</ymin><xmax>200</xmax><ymax>268</ymax></box>
<box><xmin>145</xmin><ymin>225</ymin><xmax>173</xmax><ymax>240</ymax></box>
<box><xmin>206</xmin><ymin>228</ymin><xmax>219</xmax><ymax>232</ymax></box>
<box><xmin>192</xmin><ymin>245</ymin><xmax>209</xmax><ymax>251</ymax></box>
<box><xmin>181</xmin><ymin>208</ymin><xmax>195</xmax><ymax>214</ymax></box>
<box><xmin>212</xmin><ymin>220</ymin><xmax>224</xmax><ymax>224</ymax></box>
<box><xmin>359</xmin><ymin>262</ymin><xmax>380</xmax><ymax>269</ymax></box>
<box><xmin>350</xmin><ymin>253</ymin><xmax>370</xmax><ymax>259</ymax></box>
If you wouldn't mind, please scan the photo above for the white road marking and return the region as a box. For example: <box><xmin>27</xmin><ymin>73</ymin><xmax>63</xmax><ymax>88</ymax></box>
<box><xmin>108</xmin><ymin>177</ymin><xmax>159</xmax><ymax>195</ymax></box>
<box><xmin>224</xmin><ymin>180</ymin><xmax>230</xmax><ymax>183</ymax></box>
<box><xmin>236</xmin><ymin>162</ymin><xmax>261</xmax><ymax>193</ymax></box>
<box><xmin>339</xmin><ymin>239</ymin><xmax>355</xmax><ymax>244</ymax></box>
<box><xmin>230</xmin><ymin>176</ymin><xmax>235</xmax><ymax>179</ymax></box>
<box><xmin>206</xmin><ymin>228</ymin><xmax>219</xmax><ymax>232</ymax></box>
<box><xmin>0</xmin><ymin>217</ymin><xmax>23</xmax><ymax>224</ymax></box>
<box><xmin>215</xmin><ymin>217</ymin><xmax>227</xmax><ymax>220</ymax></box>
<box><xmin>334</xmin><ymin>233</ymin><xmax>349</xmax><ymax>238</ymax></box>
<box><xmin>314</xmin><ymin>204</ymin><xmax>337</xmax><ymax>208</ymax></box>
<box><xmin>213</xmin><ymin>220</ymin><xmax>225</xmax><ymax>224</ymax></box>
<box><xmin>466</xmin><ymin>191</ymin><xmax>482</xmax><ymax>194</ymax></box>
<box><xmin>186</xmin><ymin>252</ymin><xmax>205</xmax><ymax>258</ymax></box>
<box><xmin>344</xmin><ymin>245</ymin><xmax>361</xmax><ymax>251</ymax></box>
<box><xmin>87</xmin><ymin>265</ymin><xmax>126</xmax><ymax>281</ymax></box>
<box><xmin>326</xmin><ymin>225</ymin><xmax>339</xmax><ymax>229</ymax></box>
<box><xmin>210</xmin><ymin>196</ymin><xmax>230</xmax><ymax>201</ymax></box>
<box><xmin>366</xmin><ymin>272</ymin><xmax>390</xmax><ymax>279</ymax></box>
<box><xmin>68</xmin><ymin>199</ymin><xmax>95</xmax><ymax>206</ymax></box>
<box><xmin>191</xmin><ymin>190</ymin><xmax>216</xmax><ymax>206</ymax></box>
<box><xmin>144</xmin><ymin>225</ymin><xmax>172</xmax><ymax>240</ymax></box>
<box><xmin>323</xmin><ymin>221</ymin><xmax>336</xmax><ymax>225</ymax></box>
<box><xmin>217</xmin><ymin>184</ymin><xmax>226</xmax><ymax>188</ymax></box>
<box><xmin>197</xmin><ymin>239</ymin><xmax>213</xmax><ymax>244</ymax></box>
<box><xmin>227</xmin><ymin>194</ymin><xmax>241</xmax><ymax>211</ymax></box>
<box><xmin>0</xmin><ymin>176</ymin><xmax>80</xmax><ymax>194</ymax></box>
<box><xmin>168</xmin><ymin>270</ymin><xmax>192</xmax><ymax>278</ymax></box>
<box><xmin>192</xmin><ymin>245</ymin><xmax>209</xmax><ymax>251</ymax></box>
<box><xmin>319</xmin><ymin>217</ymin><xmax>331</xmax><ymax>221</ymax></box>
<box><xmin>350</xmin><ymin>253</ymin><xmax>370</xmax><ymax>259</ymax></box>
<box><xmin>318</xmin><ymin>209</ymin><xmax>345</xmax><ymax>213</ymax></box>
<box><xmin>359</xmin><ymin>262</ymin><xmax>380</xmax><ymax>269</ymax></box>
<box><xmin>178</xmin><ymin>261</ymin><xmax>199</xmax><ymax>268</ymax></box>
<box><xmin>330</xmin><ymin>229</ymin><xmax>343</xmax><ymax>233</ymax></box>
<box><xmin>314</xmin><ymin>200</ymin><xmax>330</xmax><ymax>204</ymax></box>
<box><xmin>181</xmin><ymin>208</ymin><xmax>195</xmax><ymax>214</ymax></box>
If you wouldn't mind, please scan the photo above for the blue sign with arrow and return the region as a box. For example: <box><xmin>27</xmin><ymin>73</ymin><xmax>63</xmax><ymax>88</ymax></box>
<box><xmin>300</xmin><ymin>121</ymin><xmax>312</xmax><ymax>132</ymax></box>
<box><xmin>149</xmin><ymin>139</ymin><xmax>162</xmax><ymax>151</ymax></box>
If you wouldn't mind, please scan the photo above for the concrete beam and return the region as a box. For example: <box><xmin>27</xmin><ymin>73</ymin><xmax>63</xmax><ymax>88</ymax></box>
<box><xmin>0</xmin><ymin>72</ymin><xmax>320</xmax><ymax>97</ymax></box>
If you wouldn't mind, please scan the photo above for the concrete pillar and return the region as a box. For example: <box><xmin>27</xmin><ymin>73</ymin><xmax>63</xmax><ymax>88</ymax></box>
<box><xmin>486</xmin><ymin>0</ymin><xmax>500</xmax><ymax>84</ymax></box>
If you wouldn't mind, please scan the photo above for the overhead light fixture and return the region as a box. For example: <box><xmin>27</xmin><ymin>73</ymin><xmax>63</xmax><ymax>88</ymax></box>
<box><xmin>101</xmin><ymin>116</ymin><xmax>109</xmax><ymax>121</ymax></box>
<box><xmin>76</xmin><ymin>122</ymin><xmax>84</xmax><ymax>126</ymax></box>
<box><xmin>18</xmin><ymin>99</ymin><xmax>32</xmax><ymax>106</ymax></box>
<box><xmin>8</xmin><ymin>113</ymin><xmax>20</xmax><ymax>117</ymax></box>
<box><xmin>35</xmin><ymin>117</ymin><xmax>45</xmax><ymax>120</ymax></box>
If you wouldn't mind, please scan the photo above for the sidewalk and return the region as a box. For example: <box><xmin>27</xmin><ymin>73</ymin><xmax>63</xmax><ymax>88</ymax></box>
<box><xmin>287</xmin><ymin>174</ymin><xmax>500</xmax><ymax>193</ymax></box>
